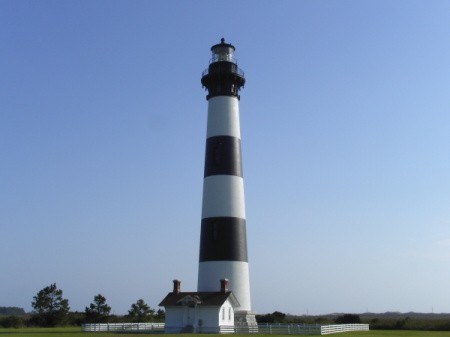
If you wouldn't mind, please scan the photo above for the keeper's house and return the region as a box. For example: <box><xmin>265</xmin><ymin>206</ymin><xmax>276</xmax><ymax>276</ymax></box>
<box><xmin>159</xmin><ymin>279</ymin><xmax>239</xmax><ymax>333</ymax></box>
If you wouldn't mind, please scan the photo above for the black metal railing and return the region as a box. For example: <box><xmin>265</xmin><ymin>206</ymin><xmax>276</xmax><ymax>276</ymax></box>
<box><xmin>202</xmin><ymin>65</ymin><xmax>245</xmax><ymax>78</ymax></box>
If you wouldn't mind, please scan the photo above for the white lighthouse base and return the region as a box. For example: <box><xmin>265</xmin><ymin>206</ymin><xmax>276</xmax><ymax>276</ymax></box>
<box><xmin>234</xmin><ymin>310</ymin><xmax>258</xmax><ymax>333</ymax></box>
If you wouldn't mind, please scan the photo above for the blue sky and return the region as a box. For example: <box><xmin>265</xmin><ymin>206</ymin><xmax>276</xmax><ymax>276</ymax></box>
<box><xmin>1</xmin><ymin>0</ymin><xmax>450</xmax><ymax>315</ymax></box>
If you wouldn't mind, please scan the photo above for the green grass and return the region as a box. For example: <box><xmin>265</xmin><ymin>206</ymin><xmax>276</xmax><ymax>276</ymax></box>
<box><xmin>335</xmin><ymin>332</ymin><xmax>450</xmax><ymax>337</ymax></box>
<box><xmin>2</xmin><ymin>328</ymin><xmax>450</xmax><ymax>337</ymax></box>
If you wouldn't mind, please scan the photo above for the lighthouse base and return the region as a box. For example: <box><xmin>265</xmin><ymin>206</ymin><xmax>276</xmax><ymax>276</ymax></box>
<box><xmin>234</xmin><ymin>311</ymin><xmax>258</xmax><ymax>333</ymax></box>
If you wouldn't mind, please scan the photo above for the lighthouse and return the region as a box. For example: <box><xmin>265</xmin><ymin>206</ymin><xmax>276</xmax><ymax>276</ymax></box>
<box><xmin>159</xmin><ymin>39</ymin><xmax>256</xmax><ymax>333</ymax></box>
<box><xmin>198</xmin><ymin>39</ymin><xmax>256</xmax><ymax>325</ymax></box>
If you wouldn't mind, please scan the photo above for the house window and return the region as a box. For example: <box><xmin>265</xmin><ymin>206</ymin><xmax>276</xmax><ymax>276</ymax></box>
<box><xmin>222</xmin><ymin>307</ymin><xmax>225</xmax><ymax>320</ymax></box>
<box><xmin>228</xmin><ymin>307</ymin><xmax>232</xmax><ymax>321</ymax></box>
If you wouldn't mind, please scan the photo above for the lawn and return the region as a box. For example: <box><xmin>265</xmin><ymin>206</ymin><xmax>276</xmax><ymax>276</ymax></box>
<box><xmin>2</xmin><ymin>328</ymin><xmax>450</xmax><ymax>337</ymax></box>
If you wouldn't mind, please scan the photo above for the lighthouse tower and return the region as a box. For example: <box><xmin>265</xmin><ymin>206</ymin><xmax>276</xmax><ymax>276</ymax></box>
<box><xmin>198</xmin><ymin>39</ymin><xmax>256</xmax><ymax>325</ymax></box>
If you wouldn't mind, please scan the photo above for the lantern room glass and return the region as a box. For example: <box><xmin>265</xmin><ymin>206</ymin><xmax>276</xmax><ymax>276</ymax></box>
<box><xmin>211</xmin><ymin>45</ymin><xmax>236</xmax><ymax>64</ymax></box>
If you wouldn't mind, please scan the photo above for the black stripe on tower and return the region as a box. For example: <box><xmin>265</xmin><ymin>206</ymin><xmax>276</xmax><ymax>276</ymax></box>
<box><xmin>204</xmin><ymin>136</ymin><xmax>243</xmax><ymax>178</ymax></box>
<box><xmin>199</xmin><ymin>217</ymin><xmax>248</xmax><ymax>262</ymax></box>
<box><xmin>201</xmin><ymin>62</ymin><xmax>245</xmax><ymax>100</ymax></box>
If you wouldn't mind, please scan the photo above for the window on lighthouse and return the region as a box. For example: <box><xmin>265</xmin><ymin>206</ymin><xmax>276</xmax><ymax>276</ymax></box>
<box><xmin>212</xmin><ymin>48</ymin><xmax>234</xmax><ymax>63</ymax></box>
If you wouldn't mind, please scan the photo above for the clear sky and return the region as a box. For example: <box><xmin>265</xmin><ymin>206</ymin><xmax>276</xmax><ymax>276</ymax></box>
<box><xmin>1</xmin><ymin>0</ymin><xmax>450</xmax><ymax>316</ymax></box>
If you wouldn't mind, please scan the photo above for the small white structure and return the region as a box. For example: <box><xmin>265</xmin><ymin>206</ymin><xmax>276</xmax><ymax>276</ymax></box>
<box><xmin>159</xmin><ymin>279</ymin><xmax>239</xmax><ymax>333</ymax></box>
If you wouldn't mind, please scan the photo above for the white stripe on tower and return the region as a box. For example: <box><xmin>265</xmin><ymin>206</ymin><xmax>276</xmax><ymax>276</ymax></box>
<box><xmin>197</xmin><ymin>39</ymin><xmax>251</xmax><ymax>312</ymax></box>
<box><xmin>206</xmin><ymin>96</ymin><xmax>241</xmax><ymax>139</ymax></box>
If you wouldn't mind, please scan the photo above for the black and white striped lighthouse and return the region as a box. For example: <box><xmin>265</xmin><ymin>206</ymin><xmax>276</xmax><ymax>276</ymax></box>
<box><xmin>198</xmin><ymin>39</ymin><xmax>255</xmax><ymax>324</ymax></box>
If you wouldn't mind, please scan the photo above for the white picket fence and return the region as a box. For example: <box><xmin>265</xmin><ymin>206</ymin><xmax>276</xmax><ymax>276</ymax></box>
<box><xmin>256</xmin><ymin>323</ymin><xmax>369</xmax><ymax>335</ymax></box>
<box><xmin>321</xmin><ymin>324</ymin><xmax>369</xmax><ymax>335</ymax></box>
<box><xmin>81</xmin><ymin>322</ymin><xmax>165</xmax><ymax>332</ymax></box>
<box><xmin>81</xmin><ymin>322</ymin><xmax>368</xmax><ymax>335</ymax></box>
<box><xmin>255</xmin><ymin>323</ymin><xmax>321</xmax><ymax>334</ymax></box>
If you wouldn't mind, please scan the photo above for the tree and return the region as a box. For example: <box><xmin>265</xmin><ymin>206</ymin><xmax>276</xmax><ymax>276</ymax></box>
<box><xmin>0</xmin><ymin>307</ymin><xmax>26</xmax><ymax>316</ymax></box>
<box><xmin>31</xmin><ymin>283</ymin><xmax>70</xmax><ymax>327</ymax></box>
<box><xmin>155</xmin><ymin>308</ymin><xmax>165</xmax><ymax>322</ymax></box>
<box><xmin>335</xmin><ymin>314</ymin><xmax>361</xmax><ymax>324</ymax></box>
<box><xmin>85</xmin><ymin>294</ymin><xmax>111</xmax><ymax>323</ymax></box>
<box><xmin>127</xmin><ymin>299</ymin><xmax>155</xmax><ymax>322</ymax></box>
<box><xmin>0</xmin><ymin>315</ymin><xmax>25</xmax><ymax>328</ymax></box>
<box><xmin>256</xmin><ymin>311</ymin><xmax>286</xmax><ymax>323</ymax></box>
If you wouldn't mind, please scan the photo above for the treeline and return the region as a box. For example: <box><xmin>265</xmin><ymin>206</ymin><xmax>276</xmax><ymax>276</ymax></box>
<box><xmin>362</xmin><ymin>312</ymin><xmax>450</xmax><ymax>331</ymax></box>
<box><xmin>256</xmin><ymin>311</ymin><xmax>450</xmax><ymax>331</ymax></box>
<box><xmin>0</xmin><ymin>311</ymin><xmax>164</xmax><ymax>329</ymax></box>
<box><xmin>4</xmin><ymin>283</ymin><xmax>450</xmax><ymax>332</ymax></box>
<box><xmin>0</xmin><ymin>283</ymin><xmax>164</xmax><ymax>328</ymax></box>
<box><xmin>0</xmin><ymin>307</ymin><xmax>25</xmax><ymax>316</ymax></box>
<box><xmin>256</xmin><ymin>312</ymin><xmax>362</xmax><ymax>325</ymax></box>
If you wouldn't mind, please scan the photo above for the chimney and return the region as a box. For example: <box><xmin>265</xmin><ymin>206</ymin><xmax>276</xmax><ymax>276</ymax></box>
<box><xmin>173</xmin><ymin>279</ymin><xmax>181</xmax><ymax>294</ymax></box>
<box><xmin>220</xmin><ymin>279</ymin><xmax>229</xmax><ymax>293</ymax></box>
